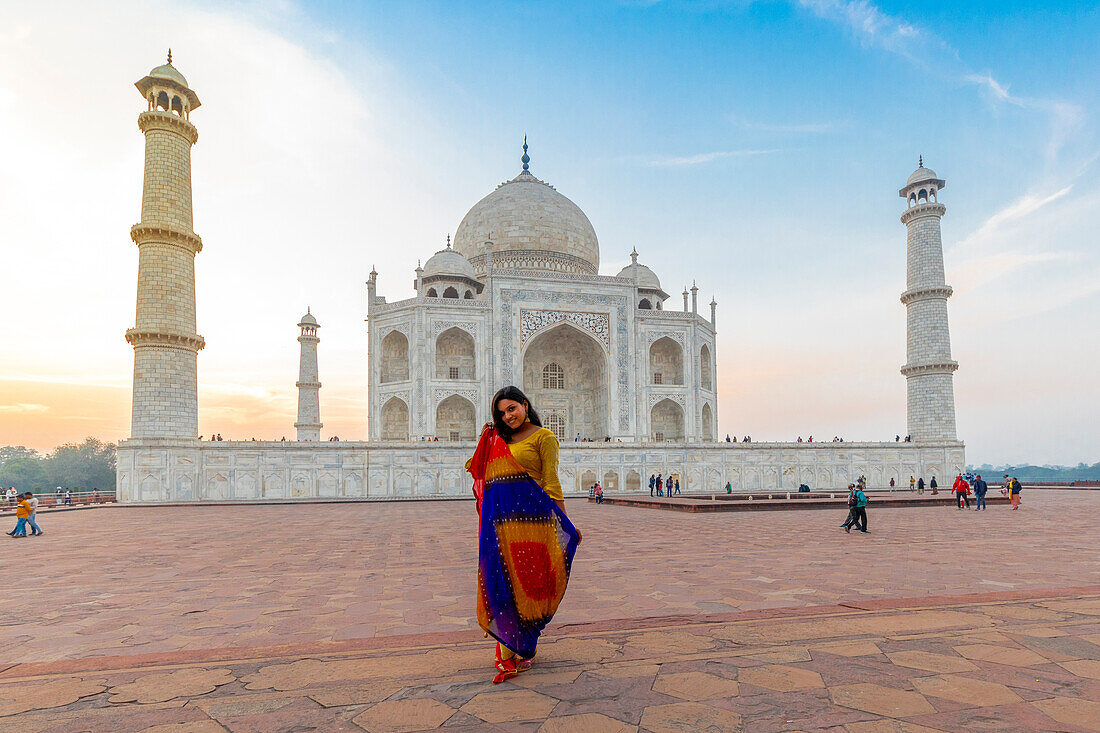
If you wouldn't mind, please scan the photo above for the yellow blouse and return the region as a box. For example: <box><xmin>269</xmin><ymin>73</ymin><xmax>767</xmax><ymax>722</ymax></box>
<box><xmin>508</xmin><ymin>427</ymin><xmax>563</xmax><ymax>502</ymax></box>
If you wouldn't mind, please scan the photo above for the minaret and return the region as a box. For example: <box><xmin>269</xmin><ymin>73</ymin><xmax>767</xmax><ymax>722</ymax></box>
<box><xmin>126</xmin><ymin>52</ymin><xmax>205</xmax><ymax>439</ymax></box>
<box><xmin>899</xmin><ymin>159</ymin><xmax>958</xmax><ymax>441</ymax></box>
<box><xmin>295</xmin><ymin>309</ymin><xmax>323</xmax><ymax>441</ymax></box>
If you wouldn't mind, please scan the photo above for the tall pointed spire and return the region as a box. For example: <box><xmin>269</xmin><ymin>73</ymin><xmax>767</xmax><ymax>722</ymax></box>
<box><xmin>167</xmin><ymin>48</ymin><xmax>173</xmax><ymax>64</ymax></box>
<box><xmin>919</xmin><ymin>154</ymin><xmax>923</xmax><ymax>168</ymax></box>
<box><xmin>521</xmin><ymin>135</ymin><xmax>530</xmax><ymax>171</ymax></box>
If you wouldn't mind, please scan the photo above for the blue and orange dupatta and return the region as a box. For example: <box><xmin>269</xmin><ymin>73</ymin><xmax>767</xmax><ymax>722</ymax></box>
<box><xmin>467</xmin><ymin>426</ymin><xmax>581</xmax><ymax>659</ymax></box>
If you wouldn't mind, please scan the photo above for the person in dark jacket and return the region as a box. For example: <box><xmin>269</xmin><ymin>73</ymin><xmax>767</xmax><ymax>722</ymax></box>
<box><xmin>842</xmin><ymin>484</ymin><xmax>869</xmax><ymax>533</ymax></box>
<box><xmin>973</xmin><ymin>475</ymin><xmax>988</xmax><ymax>511</ymax></box>
<box><xmin>1008</xmin><ymin>475</ymin><xmax>1022</xmax><ymax>509</ymax></box>
<box><xmin>930</xmin><ymin>476</ymin><xmax>938</xmax><ymax>495</ymax></box>
<box><xmin>917</xmin><ymin>477</ymin><xmax>925</xmax><ymax>494</ymax></box>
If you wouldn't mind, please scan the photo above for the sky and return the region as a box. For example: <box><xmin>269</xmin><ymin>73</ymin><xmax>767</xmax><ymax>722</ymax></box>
<box><xmin>0</xmin><ymin>0</ymin><xmax>1097</xmax><ymax>465</ymax></box>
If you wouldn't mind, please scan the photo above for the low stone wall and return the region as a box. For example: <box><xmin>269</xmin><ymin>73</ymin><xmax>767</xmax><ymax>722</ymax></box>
<box><xmin>116</xmin><ymin>439</ymin><xmax>965</xmax><ymax>503</ymax></box>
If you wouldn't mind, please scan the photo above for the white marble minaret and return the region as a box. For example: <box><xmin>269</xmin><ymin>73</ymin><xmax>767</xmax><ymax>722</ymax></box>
<box><xmin>294</xmin><ymin>309</ymin><xmax>322</xmax><ymax>441</ymax></box>
<box><xmin>899</xmin><ymin>159</ymin><xmax>958</xmax><ymax>441</ymax></box>
<box><xmin>127</xmin><ymin>52</ymin><xmax>205</xmax><ymax>438</ymax></box>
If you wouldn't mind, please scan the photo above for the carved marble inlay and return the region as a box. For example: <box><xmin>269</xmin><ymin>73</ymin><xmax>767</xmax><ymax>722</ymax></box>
<box><xmin>649</xmin><ymin>392</ymin><xmax>685</xmax><ymax>408</ymax></box>
<box><xmin>379</xmin><ymin>389</ymin><xmax>411</xmax><ymax>406</ymax></box>
<box><xmin>520</xmin><ymin>309</ymin><xmax>610</xmax><ymax>351</ymax></box>
<box><xmin>431</xmin><ymin>320</ymin><xmax>479</xmax><ymax>339</ymax></box>
<box><xmin>647</xmin><ymin>330</ymin><xmax>685</xmax><ymax>347</ymax></box>
<box><xmin>432</xmin><ymin>388</ymin><xmax>480</xmax><ymax>407</ymax></box>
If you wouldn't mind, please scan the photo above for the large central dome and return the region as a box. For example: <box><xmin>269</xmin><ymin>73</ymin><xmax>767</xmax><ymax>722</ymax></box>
<box><xmin>453</xmin><ymin>147</ymin><xmax>599</xmax><ymax>276</ymax></box>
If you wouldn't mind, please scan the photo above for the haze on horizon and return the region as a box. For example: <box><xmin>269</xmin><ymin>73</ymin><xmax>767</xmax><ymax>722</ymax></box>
<box><xmin>0</xmin><ymin>0</ymin><xmax>1097</xmax><ymax>466</ymax></box>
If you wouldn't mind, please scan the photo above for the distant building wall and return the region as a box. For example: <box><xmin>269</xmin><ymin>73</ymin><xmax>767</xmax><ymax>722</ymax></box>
<box><xmin>117</xmin><ymin>440</ymin><xmax>965</xmax><ymax>502</ymax></box>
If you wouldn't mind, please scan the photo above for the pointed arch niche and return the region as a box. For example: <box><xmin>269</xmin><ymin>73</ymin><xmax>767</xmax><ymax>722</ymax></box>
<box><xmin>523</xmin><ymin>322</ymin><xmax>608</xmax><ymax>441</ymax></box>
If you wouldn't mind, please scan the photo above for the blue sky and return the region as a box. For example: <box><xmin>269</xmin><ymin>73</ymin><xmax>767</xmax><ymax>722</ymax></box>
<box><xmin>0</xmin><ymin>0</ymin><xmax>1097</xmax><ymax>464</ymax></box>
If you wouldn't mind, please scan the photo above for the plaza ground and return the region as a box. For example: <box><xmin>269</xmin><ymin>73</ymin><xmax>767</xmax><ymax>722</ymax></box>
<box><xmin>4</xmin><ymin>491</ymin><xmax>1100</xmax><ymax>730</ymax></box>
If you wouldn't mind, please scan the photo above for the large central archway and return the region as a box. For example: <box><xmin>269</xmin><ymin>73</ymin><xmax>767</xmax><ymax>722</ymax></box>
<box><xmin>522</xmin><ymin>322</ymin><xmax>608</xmax><ymax>441</ymax></box>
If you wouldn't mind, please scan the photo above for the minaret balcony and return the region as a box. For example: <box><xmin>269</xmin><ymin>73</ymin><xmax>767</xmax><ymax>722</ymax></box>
<box><xmin>901</xmin><ymin>361</ymin><xmax>959</xmax><ymax>377</ymax></box>
<box><xmin>900</xmin><ymin>285</ymin><xmax>953</xmax><ymax>305</ymax></box>
<box><xmin>900</xmin><ymin>202</ymin><xmax>946</xmax><ymax>225</ymax></box>
<box><xmin>138</xmin><ymin>110</ymin><xmax>198</xmax><ymax>144</ymax></box>
<box><xmin>125</xmin><ymin>329</ymin><xmax>205</xmax><ymax>351</ymax></box>
<box><xmin>131</xmin><ymin>223</ymin><xmax>203</xmax><ymax>253</ymax></box>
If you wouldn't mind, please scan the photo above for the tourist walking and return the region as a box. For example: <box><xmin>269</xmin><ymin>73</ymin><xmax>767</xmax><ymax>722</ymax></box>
<box><xmin>1006</xmin><ymin>475</ymin><xmax>1022</xmax><ymax>510</ymax></box>
<box><xmin>841</xmin><ymin>484</ymin><xmax>869</xmax><ymax>533</ymax></box>
<box><xmin>890</xmin><ymin>477</ymin><xmax>895</xmax><ymax>491</ymax></box>
<box><xmin>26</xmin><ymin>491</ymin><xmax>42</xmax><ymax>536</ymax></box>
<box><xmin>656</xmin><ymin>474</ymin><xmax>663</xmax><ymax>497</ymax></box>
<box><xmin>649</xmin><ymin>474</ymin><xmax>655</xmax><ymax>496</ymax></box>
<box><xmin>917</xmin><ymin>477</ymin><xmax>925</xmax><ymax>494</ymax></box>
<box><xmin>909</xmin><ymin>475</ymin><xmax>916</xmax><ymax>491</ymax></box>
<box><xmin>465</xmin><ymin>386</ymin><xmax>580</xmax><ymax>684</ymax></box>
<box><xmin>63</xmin><ymin>489</ymin><xmax>72</xmax><ymax>506</ymax></box>
<box><xmin>952</xmin><ymin>475</ymin><xmax>970</xmax><ymax>509</ymax></box>
<box><xmin>594</xmin><ymin>483</ymin><xmax>603</xmax><ymax>504</ymax></box>
<box><xmin>673</xmin><ymin>478</ymin><xmax>680</xmax><ymax>495</ymax></box>
<box><xmin>725</xmin><ymin>481</ymin><xmax>732</xmax><ymax>494</ymax></box>
<box><xmin>973</xmin><ymin>474</ymin><xmax>988</xmax><ymax>511</ymax></box>
<box><xmin>8</xmin><ymin>493</ymin><xmax>31</xmax><ymax>537</ymax></box>
<box><xmin>930</xmin><ymin>476</ymin><xmax>938</xmax><ymax>495</ymax></box>
<box><xmin>5</xmin><ymin>487</ymin><xmax>15</xmax><ymax>507</ymax></box>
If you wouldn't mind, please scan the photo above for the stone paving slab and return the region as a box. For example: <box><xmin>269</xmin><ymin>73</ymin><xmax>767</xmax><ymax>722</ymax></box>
<box><xmin>4</xmin><ymin>490</ymin><xmax>1098</xmax><ymax>667</ymax></box>
<box><xmin>5</xmin><ymin>590</ymin><xmax>1100</xmax><ymax>731</ymax></box>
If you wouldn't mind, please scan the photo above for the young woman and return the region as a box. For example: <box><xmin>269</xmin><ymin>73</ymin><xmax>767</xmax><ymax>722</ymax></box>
<box><xmin>465</xmin><ymin>386</ymin><xmax>581</xmax><ymax>683</ymax></box>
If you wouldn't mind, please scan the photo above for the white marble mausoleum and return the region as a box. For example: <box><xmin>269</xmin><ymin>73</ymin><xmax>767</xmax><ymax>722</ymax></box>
<box><xmin>116</xmin><ymin>56</ymin><xmax>965</xmax><ymax>502</ymax></box>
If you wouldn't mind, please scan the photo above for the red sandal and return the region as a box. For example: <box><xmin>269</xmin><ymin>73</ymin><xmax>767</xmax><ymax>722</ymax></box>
<box><xmin>493</xmin><ymin>644</ymin><xmax>519</xmax><ymax>684</ymax></box>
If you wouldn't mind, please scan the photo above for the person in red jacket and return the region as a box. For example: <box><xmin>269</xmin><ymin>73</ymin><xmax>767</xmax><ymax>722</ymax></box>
<box><xmin>952</xmin><ymin>474</ymin><xmax>970</xmax><ymax>510</ymax></box>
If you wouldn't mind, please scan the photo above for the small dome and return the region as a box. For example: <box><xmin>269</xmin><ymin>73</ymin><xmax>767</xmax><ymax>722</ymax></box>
<box><xmin>616</xmin><ymin>260</ymin><xmax>662</xmax><ymax>290</ymax></box>
<box><xmin>423</xmin><ymin>247</ymin><xmax>477</xmax><ymax>280</ymax></box>
<box><xmin>148</xmin><ymin>62</ymin><xmax>189</xmax><ymax>88</ymax></box>
<box><xmin>299</xmin><ymin>311</ymin><xmax>318</xmax><ymax>326</ymax></box>
<box><xmin>907</xmin><ymin>166</ymin><xmax>938</xmax><ymax>186</ymax></box>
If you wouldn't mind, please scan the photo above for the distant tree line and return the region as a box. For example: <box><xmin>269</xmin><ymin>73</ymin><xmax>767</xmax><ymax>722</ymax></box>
<box><xmin>968</xmin><ymin>462</ymin><xmax>1100</xmax><ymax>482</ymax></box>
<box><xmin>0</xmin><ymin>438</ymin><xmax>116</xmax><ymax>491</ymax></box>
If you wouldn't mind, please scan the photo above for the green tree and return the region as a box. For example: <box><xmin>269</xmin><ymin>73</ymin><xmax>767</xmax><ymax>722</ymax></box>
<box><xmin>43</xmin><ymin>438</ymin><xmax>116</xmax><ymax>490</ymax></box>
<box><xmin>0</xmin><ymin>455</ymin><xmax>47</xmax><ymax>490</ymax></box>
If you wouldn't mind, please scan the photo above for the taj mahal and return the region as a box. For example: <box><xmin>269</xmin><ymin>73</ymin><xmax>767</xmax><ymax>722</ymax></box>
<box><xmin>116</xmin><ymin>55</ymin><xmax>964</xmax><ymax>503</ymax></box>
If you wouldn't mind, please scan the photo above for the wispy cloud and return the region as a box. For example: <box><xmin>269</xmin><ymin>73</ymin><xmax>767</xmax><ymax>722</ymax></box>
<box><xmin>955</xmin><ymin>185</ymin><xmax>1074</xmax><ymax>251</ymax></box>
<box><xmin>645</xmin><ymin>148</ymin><xmax>784</xmax><ymax>167</ymax></box>
<box><xmin>731</xmin><ymin>116</ymin><xmax>838</xmax><ymax>134</ymax></box>
<box><xmin>0</xmin><ymin>403</ymin><xmax>49</xmax><ymax>414</ymax></box>
<box><xmin>797</xmin><ymin>0</ymin><xmax>925</xmax><ymax>57</ymax></box>
<box><xmin>797</xmin><ymin>2</ymin><xmax>1084</xmax><ymax>165</ymax></box>
<box><xmin>963</xmin><ymin>73</ymin><xmax>1084</xmax><ymax>161</ymax></box>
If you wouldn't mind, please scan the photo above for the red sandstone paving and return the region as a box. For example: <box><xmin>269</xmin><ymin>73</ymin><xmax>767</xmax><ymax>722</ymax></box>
<box><xmin>3</xmin><ymin>490</ymin><xmax>1099</xmax><ymax>665</ymax></box>
<box><xmin>6</xmin><ymin>593</ymin><xmax>1100</xmax><ymax>731</ymax></box>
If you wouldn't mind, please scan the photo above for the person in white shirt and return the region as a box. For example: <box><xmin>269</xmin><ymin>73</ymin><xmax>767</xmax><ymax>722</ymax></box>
<box><xmin>6</xmin><ymin>487</ymin><xmax>15</xmax><ymax>506</ymax></box>
<box><xmin>26</xmin><ymin>491</ymin><xmax>42</xmax><ymax>536</ymax></box>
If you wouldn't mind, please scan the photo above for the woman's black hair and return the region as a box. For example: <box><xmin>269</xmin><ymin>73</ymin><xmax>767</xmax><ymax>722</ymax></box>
<box><xmin>491</xmin><ymin>385</ymin><xmax>542</xmax><ymax>439</ymax></box>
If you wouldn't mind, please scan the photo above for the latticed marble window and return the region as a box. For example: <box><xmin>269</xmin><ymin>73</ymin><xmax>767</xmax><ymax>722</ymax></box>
<box><xmin>449</xmin><ymin>366</ymin><xmax>459</xmax><ymax>380</ymax></box>
<box><xmin>655</xmin><ymin>431</ymin><xmax>665</xmax><ymax>442</ymax></box>
<box><xmin>546</xmin><ymin>413</ymin><xmax>566</xmax><ymax>438</ymax></box>
<box><xmin>449</xmin><ymin>430</ymin><xmax>459</xmax><ymax>442</ymax></box>
<box><xmin>542</xmin><ymin>363</ymin><xmax>564</xmax><ymax>389</ymax></box>
<box><xmin>654</xmin><ymin>372</ymin><xmax>663</xmax><ymax>385</ymax></box>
